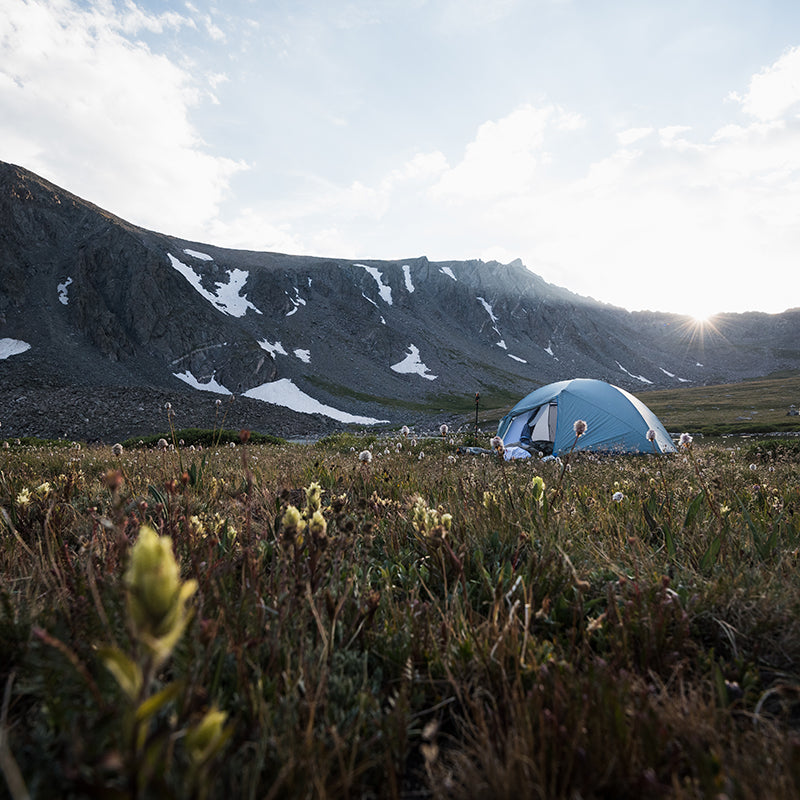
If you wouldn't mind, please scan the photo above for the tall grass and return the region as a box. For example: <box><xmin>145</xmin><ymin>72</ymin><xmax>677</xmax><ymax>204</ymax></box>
<box><xmin>1</xmin><ymin>434</ymin><xmax>799</xmax><ymax>798</ymax></box>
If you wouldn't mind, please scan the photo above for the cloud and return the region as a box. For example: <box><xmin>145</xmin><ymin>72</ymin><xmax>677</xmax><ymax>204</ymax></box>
<box><xmin>430</xmin><ymin>104</ymin><xmax>582</xmax><ymax>202</ymax></box>
<box><xmin>732</xmin><ymin>45</ymin><xmax>800</xmax><ymax>121</ymax></box>
<box><xmin>0</xmin><ymin>0</ymin><xmax>244</xmax><ymax>235</ymax></box>
<box><xmin>617</xmin><ymin>127</ymin><xmax>653</xmax><ymax>146</ymax></box>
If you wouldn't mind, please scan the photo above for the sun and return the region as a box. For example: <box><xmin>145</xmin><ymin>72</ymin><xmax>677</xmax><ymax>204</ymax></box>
<box><xmin>676</xmin><ymin>309</ymin><xmax>727</xmax><ymax>349</ymax></box>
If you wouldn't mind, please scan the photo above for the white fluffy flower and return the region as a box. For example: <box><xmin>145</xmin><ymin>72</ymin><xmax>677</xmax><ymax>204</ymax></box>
<box><xmin>358</xmin><ymin>450</ymin><xmax>372</xmax><ymax>463</ymax></box>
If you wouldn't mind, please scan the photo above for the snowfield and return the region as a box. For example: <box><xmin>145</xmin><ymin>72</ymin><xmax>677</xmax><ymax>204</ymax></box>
<box><xmin>168</xmin><ymin>253</ymin><xmax>262</xmax><ymax>318</ymax></box>
<box><xmin>0</xmin><ymin>339</ymin><xmax>31</xmax><ymax>359</ymax></box>
<box><xmin>390</xmin><ymin>344</ymin><xmax>437</xmax><ymax>381</ymax></box>
<box><xmin>243</xmin><ymin>379</ymin><xmax>388</xmax><ymax>425</ymax></box>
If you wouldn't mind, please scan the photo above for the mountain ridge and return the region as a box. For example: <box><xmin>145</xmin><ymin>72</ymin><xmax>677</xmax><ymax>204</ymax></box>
<box><xmin>2</xmin><ymin>160</ymin><xmax>799</xmax><ymax>441</ymax></box>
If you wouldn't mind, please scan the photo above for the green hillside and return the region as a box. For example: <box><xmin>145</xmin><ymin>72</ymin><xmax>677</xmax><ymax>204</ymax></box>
<box><xmin>641</xmin><ymin>371</ymin><xmax>800</xmax><ymax>435</ymax></box>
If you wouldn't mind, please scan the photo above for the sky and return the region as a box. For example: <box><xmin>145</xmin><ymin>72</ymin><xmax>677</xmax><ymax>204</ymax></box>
<box><xmin>2</xmin><ymin>0</ymin><xmax>800</xmax><ymax>319</ymax></box>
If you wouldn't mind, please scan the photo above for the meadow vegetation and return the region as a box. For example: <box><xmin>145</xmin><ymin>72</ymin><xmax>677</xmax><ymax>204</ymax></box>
<box><xmin>1</xmin><ymin>427</ymin><xmax>800</xmax><ymax>798</ymax></box>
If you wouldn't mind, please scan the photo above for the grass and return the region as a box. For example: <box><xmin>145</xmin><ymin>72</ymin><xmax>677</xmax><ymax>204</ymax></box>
<box><xmin>1</xmin><ymin>429</ymin><xmax>800</xmax><ymax>798</ymax></box>
<box><xmin>641</xmin><ymin>371</ymin><xmax>800</xmax><ymax>436</ymax></box>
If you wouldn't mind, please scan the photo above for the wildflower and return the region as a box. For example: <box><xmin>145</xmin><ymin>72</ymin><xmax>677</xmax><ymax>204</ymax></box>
<box><xmin>157</xmin><ymin>438</ymin><xmax>168</xmax><ymax>451</ymax></box>
<box><xmin>112</xmin><ymin>442</ymin><xmax>123</xmax><ymax>456</ymax></box>
<box><xmin>612</xmin><ymin>491</ymin><xmax>625</xmax><ymax>503</ymax></box>
<box><xmin>490</xmin><ymin>435</ymin><xmax>504</xmax><ymax>453</ymax></box>
<box><xmin>281</xmin><ymin>505</ymin><xmax>306</xmax><ymax>545</ymax></box>
<box><xmin>358</xmin><ymin>449</ymin><xmax>372</xmax><ymax>463</ymax></box>
<box><xmin>16</xmin><ymin>488</ymin><xmax>31</xmax><ymax>508</ymax></box>
<box><xmin>418</xmin><ymin>451</ymin><xmax>425</xmax><ymax>460</ymax></box>
<box><xmin>447</xmin><ymin>454</ymin><xmax>457</xmax><ymax>463</ymax></box>
<box><xmin>189</xmin><ymin>515</ymin><xmax>206</xmax><ymax>537</ymax></box>
<box><xmin>531</xmin><ymin>475</ymin><xmax>545</xmax><ymax>505</ymax></box>
<box><xmin>35</xmin><ymin>481</ymin><xmax>52</xmax><ymax>497</ymax></box>
<box><xmin>679</xmin><ymin>433</ymin><xmax>693</xmax><ymax>447</ymax></box>
<box><xmin>749</xmin><ymin>463</ymin><xmax>758</xmax><ymax>471</ymax></box>
<box><xmin>439</xmin><ymin>424</ymin><xmax>448</xmax><ymax>437</ymax></box>
<box><xmin>215</xmin><ymin>398</ymin><xmax>222</xmax><ymax>407</ymax></box>
<box><xmin>646</xmin><ymin>429</ymin><xmax>656</xmax><ymax>442</ymax></box>
<box><xmin>185</xmin><ymin>706</ymin><xmax>229</xmax><ymax>765</ymax></box>
<box><xmin>164</xmin><ymin>402</ymin><xmax>172</xmax><ymax>411</ymax></box>
<box><xmin>483</xmin><ymin>491</ymin><xmax>497</xmax><ymax>509</ymax></box>
<box><xmin>573</xmin><ymin>419</ymin><xmax>587</xmax><ymax>437</ymax></box>
<box><xmin>305</xmin><ymin>481</ymin><xmax>322</xmax><ymax>514</ymax></box>
<box><xmin>124</xmin><ymin>526</ymin><xmax>198</xmax><ymax>665</ymax></box>
<box><xmin>401</xmin><ymin>425</ymin><xmax>410</xmax><ymax>437</ymax></box>
<box><xmin>308</xmin><ymin>509</ymin><xmax>327</xmax><ymax>541</ymax></box>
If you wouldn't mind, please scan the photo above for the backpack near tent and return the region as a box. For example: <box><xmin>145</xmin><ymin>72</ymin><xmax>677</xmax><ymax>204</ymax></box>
<box><xmin>497</xmin><ymin>378</ymin><xmax>676</xmax><ymax>456</ymax></box>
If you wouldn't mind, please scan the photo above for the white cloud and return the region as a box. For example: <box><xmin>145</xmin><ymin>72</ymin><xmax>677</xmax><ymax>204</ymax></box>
<box><xmin>617</xmin><ymin>127</ymin><xmax>653</xmax><ymax>146</ymax></box>
<box><xmin>0</xmin><ymin>0</ymin><xmax>244</xmax><ymax>235</ymax></box>
<box><xmin>733</xmin><ymin>46</ymin><xmax>800</xmax><ymax>121</ymax></box>
<box><xmin>430</xmin><ymin>104</ymin><xmax>572</xmax><ymax>202</ymax></box>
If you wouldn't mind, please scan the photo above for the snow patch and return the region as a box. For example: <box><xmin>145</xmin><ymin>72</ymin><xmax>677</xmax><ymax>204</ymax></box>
<box><xmin>661</xmin><ymin>366</ymin><xmax>691</xmax><ymax>383</ymax></box>
<box><xmin>508</xmin><ymin>354</ymin><xmax>527</xmax><ymax>363</ymax></box>
<box><xmin>390</xmin><ymin>344</ymin><xmax>437</xmax><ymax>381</ymax></box>
<box><xmin>476</xmin><ymin>296</ymin><xmax>498</xmax><ymax>323</ymax></box>
<box><xmin>402</xmin><ymin>265</ymin><xmax>415</xmax><ymax>293</ymax></box>
<box><xmin>285</xmin><ymin>288</ymin><xmax>306</xmax><ymax>317</ymax></box>
<box><xmin>355</xmin><ymin>263</ymin><xmax>393</xmax><ymax>305</ymax></box>
<box><xmin>173</xmin><ymin>370</ymin><xmax>232</xmax><ymax>395</ymax></box>
<box><xmin>294</xmin><ymin>348</ymin><xmax>311</xmax><ymax>363</ymax></box>
<box><xmin>258</xmin><ymin>340</ymin><xmax>288</xmax><ymax>357</ymax></box>
<box><xmin>477</xmin><ymin>296</ymin><xmax>506</xmax><ymax>347</ymax></box>
<box><xmin>183</xmin><ymin>248</ymin><xmax>213</xmax><ymax>261</ymax></box>
<box><xmin>440</xmin><ymin>266</ymin><xmax>457</xmax><ymax>281</ymax></box>
<box><xmin>168</xmin><ymin>253</ymin><xmax>262</xmax><ymax>317</ymax></box>
<box><xmin>0</xmin><ymin>339</ymin><xmax>31</xmax><ymax>359</ymax></box>
<box><xmin>243</xmin><ymin>379</ymin><xmax>388</xmax><ymax>424</ymax></box>
<box><xmin>616</xmin><ymin>361</ymin><xmax>653</xmax><ymax>384</ymax></box>
<box><xmin>57</xmin><ymin>277</ymin><xmax>72</xmax><ymax>306</ymax></box>
<box><xmin>544</xmin><ymin>342</ymin><xmax>555</xmax><ymax>357</ymax></box>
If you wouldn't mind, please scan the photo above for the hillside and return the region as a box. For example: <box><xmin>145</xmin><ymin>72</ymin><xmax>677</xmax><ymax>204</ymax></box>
<box><xmin>2</xmin><ymin>160</ymin><xmax>799</xmax><ymax>441</ymax></box>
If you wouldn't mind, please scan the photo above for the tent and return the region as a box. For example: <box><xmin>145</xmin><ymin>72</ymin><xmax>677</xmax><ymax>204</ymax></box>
<box><xmin>497</xmin><ymin>378</ymin><xmax>676</xmax><ymax>456</ymax></box>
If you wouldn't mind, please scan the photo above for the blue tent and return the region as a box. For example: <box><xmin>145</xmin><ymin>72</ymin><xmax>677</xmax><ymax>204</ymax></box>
<box><xmin>497</xmin><ymin>378</ymin><xmax>676</xmax><ymax>456</ymax></box>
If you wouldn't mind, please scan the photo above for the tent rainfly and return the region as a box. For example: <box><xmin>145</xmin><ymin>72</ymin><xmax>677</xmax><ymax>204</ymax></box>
<box><xmin>497</xmin><ymin>378</ymin><xmax>676</xmax><ymax>456</ymax></box>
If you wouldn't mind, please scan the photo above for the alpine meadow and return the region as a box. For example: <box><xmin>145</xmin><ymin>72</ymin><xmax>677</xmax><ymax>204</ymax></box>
<box><xmin>2</xmin><ymin>412</ymin><xmax>800</xmax><ymax>798</ymax></box>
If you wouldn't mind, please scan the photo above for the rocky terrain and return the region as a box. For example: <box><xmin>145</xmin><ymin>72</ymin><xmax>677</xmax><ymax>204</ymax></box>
<box><xmin>1</xmin><ymin>160</ymin><xmax>799</xmax><ymax>442</ymax></box>
<box><xmin>0</xmin><ymin>383</ymin><xmax>472</xmax><ymax>444</ymax></box>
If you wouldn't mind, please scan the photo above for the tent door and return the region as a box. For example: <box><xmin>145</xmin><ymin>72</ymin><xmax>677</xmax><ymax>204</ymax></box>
<box><xmin>526</xmin><ymin>402</ymin><xmax>557</xmax><ymax>442</ymax></box>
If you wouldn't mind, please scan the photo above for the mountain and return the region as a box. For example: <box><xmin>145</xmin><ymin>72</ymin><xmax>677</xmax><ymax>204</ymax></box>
<box><xmin>1</xmin><ymin>160</ymin><xmax>799</xmax><ymax>442</ymax></box>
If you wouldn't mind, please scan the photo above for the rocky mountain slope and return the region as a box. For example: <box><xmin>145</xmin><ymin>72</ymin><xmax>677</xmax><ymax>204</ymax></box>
<box><xmin>1</xmin><ymin>160</ymin><xmax>798</xmax><ymax>441</ymax></box>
